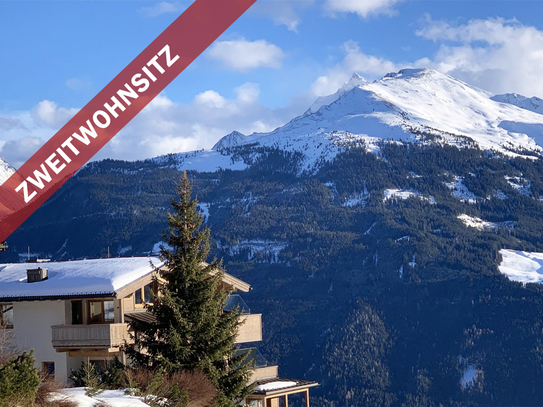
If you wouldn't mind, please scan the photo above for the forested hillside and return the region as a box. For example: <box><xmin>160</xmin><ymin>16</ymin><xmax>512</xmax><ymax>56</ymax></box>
<box><xmin>6</xmin><ymin>140</ymin><xmax>543</xmax><ymax>406</ymax></box>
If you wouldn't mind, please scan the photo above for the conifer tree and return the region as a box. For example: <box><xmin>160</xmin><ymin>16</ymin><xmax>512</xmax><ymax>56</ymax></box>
<box><xmin>126</xmin><ymin>172</ymin><xmax>252</xmax><ymax>406</ymax></box>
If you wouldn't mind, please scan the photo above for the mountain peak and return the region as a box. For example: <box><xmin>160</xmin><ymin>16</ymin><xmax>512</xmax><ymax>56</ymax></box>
<box><xmin>382</xmin><ymin>68</ymin><xmax>437</xmax><ymax>80</ymax></box>
<box><xmin>212</xmin><ymin>131</ymin><xmax>247</xmax><ymax>151</ymax></box>
<box><xmin>306</xmin><ymin>72</ymin><xmax>367</xmax><ymax>115</ymax></box>
<box><xmin>342</xmin><ymin>72</ymin><xmax>367</xmax><ymax>91</ymax></box>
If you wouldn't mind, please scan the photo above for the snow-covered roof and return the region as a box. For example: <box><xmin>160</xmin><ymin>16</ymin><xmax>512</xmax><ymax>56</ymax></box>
<box><xmin>0</xmin><ymin>257</ymin><xmax>162</xmax><ymax>300</ymax></box>
<box><xmin>251</xmin><ymin>377</ymin><xmax>319</xmax><ymax>396</ymax></box>
<box><xmin>254</xmin><ymin>381</ymin><xmax>297</xmax><ymax>392</ymax></box>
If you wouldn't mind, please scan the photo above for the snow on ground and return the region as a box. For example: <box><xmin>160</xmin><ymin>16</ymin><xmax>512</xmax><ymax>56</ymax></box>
<box><xmin>460</xmin><ymin>365</ymin><xmax>477</xmax><ymax>389</ymax></box>
<box><xmin>445</xmin><ymin>176</ymin><xmax>477</xmax><ymax>204</ymax></box>
<box><xmin>383</xmin><ymin>189</ymin><xmax>435</xmax><ymax>204</ymax></box>
<box><xmin>58</xmin><ymin>388</ymin><xmax>149</xmax><ymax>407</ymax></box>
<box><xmin>118</xmin><ymin>246</ymin><xmax>132</xmax><ymax>255</ymax></box>
<box><xmin>408</xmin><ymin>255</ymin><xmax>416</xmax><ymax>268</ymax></box>
<box><xmin>342</xmin><ymin>192</ymin><xmax>369</xmax><ymax>207</ymax></box>
<box><xmin>151</xmin><ymin>149</ymin><xmax>249</xmax><ymax>174</ymax></box>
<box><xmin>505</xmin><ymin>176</ymin><xmax>531</xmax><ymax>196</ymax></box>
<box><xmin>493</xmin><ymin>190</ymin><xmax>508</xmax><ymax>200</ymax></box>
<box><xmin>458</xmin><ymin>356</ymin><xmax>477</xmax><ymax>389</ymax></box>
<box><xmin>499</xmin><ymin>249</ymin><xmax>543</xmax><ymax>284</ymax></box>
<box><xmin>0</xmin><ymin>257</ymin><xmax>162</xmax><ymax>298</ymax></box>
<box><xmin>457</xmin><ymin>214</ymin><xmax>514</xmax><ymax>231</ymax></box>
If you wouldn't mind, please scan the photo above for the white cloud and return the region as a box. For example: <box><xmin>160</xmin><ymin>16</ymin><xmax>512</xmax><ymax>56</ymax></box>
<box><xmin>250</xmin><ymin>0</ymin><xmax>315</xmax><ymax>32</ymax></box>
<box><xmin>207</xmin><ymin>38</ymin><xmax>285</xmax><ymax>72</ymax></box>
<box><xmin>32</xmin><ymin>100</ymin><xmax>78</xmax><ymax>128</ymax></box>
<box><xmin>137</xmin><ymin>1</ymin><xmax>186</xmax><ymax>18</ymax></box>
<box><xmin>323</xmin><ymin>0</ymin><xmax>403</xmax><ymax>18</ymax></box>
<box><xmin>194</xmin><ymin>91</ymin><xmax>228</xmax><ymax>109</ymax></box>
<box><xmin>310</xmin><ymin>17</ymin><xmax>543</xmax><ymax>100</ymax></box>
<box><xmin>0</xmin><ymin>103</ymin><xmax>74</xmax><ymax>167</ymax></box>
<box><xmin>0</xmin><ymin>81</ymin><xmax>304</xmax><ymax>168</ymax></box>
<box><xmin>0</xmin><ymin>118</ymin><xmax>25</xmax><ymax>132</ymax></box>
<box><xmin>311</xmin><ymin>41</ymin><xmax>400</xmax><ymax>96</ymax></box>
<box><xmin>90</xmin><ymin>82</ymin><xmax>298</xmax><ymax>162</ymax></box>
<box><xmin>413</xmin><ymin>17</ymin><xmax>543</xmax><ymax>97</ymax></box>
<box><xmin>1</xmin><ymin>137</ymin><xmax>43</xmax><ymax>169</ymax></box>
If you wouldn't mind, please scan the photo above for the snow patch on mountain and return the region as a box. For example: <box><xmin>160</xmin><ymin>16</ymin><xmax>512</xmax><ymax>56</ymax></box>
<box><xmin>342</xmin><ymin>191</ymin><xmax>369</xmax><ymax>207</ymax></box>
<box><xmin>197</xmin><ymin>203</ymin><xmax>210</xmax><ymax>222</ymax></box>
<box><xmin>499</xmin><ymin>249</ymin><xmax>543</xmax><ymax>284</ymax></box>
<box><xmin>505</xmin><ymin>176</ymin><xmax>531</xmax><ymax>196</ymax></box>
<box><xmin>217</xmin><ymin>239</ymin><xmax>287</xmax><ymax>263</ymax></box>
<box><xmin>151</xmin><ymin>150</ymin><xmax>248</xmax><ymax>173</ymax></box>
<box><xmin>384</xmin><ymin>189</ymin><xmax>435</xmax><ymax>204</ymax></box>
<box><xmin>445</xmin><ymin>176</ymin><xmax>477</xmax><ymax>203</ymax></box>
<box><xmin>458</xmin><ymin>356</ymin><xmax>477</xmax><ymax>389</ymax></box>
<box><xmin>457</xmin><ymin>214</ymin><xmax>514</xmax><ymax>231</ymax></box>
<box><xmin>0</xmin><ymin>157</ymin><xmax>15</xmax><ymax>185</ymax></box>
<box><xmin>493</xmin><ymin>190</ymin><xmax>508</xmax><ymax>200</ymax></box>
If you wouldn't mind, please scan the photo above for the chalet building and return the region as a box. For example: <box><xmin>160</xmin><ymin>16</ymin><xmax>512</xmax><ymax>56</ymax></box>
<box><xmin>0</xmin><ymin>257</ymin><xmax>317</xmax><ymax>406</ymax></box>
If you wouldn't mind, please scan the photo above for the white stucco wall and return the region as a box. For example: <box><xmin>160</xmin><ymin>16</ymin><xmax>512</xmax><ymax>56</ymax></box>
<box><xmin>12</xmin><ymin>301</ymin><xmax>69</xmax><ymax>382</ymax></box>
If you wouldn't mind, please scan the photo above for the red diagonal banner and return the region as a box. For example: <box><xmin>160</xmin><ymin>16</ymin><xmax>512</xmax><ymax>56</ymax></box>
<box><xmin>0</xmin><ymin>0</ymin><xmax>257</xmax><ymax>243</ymax></box>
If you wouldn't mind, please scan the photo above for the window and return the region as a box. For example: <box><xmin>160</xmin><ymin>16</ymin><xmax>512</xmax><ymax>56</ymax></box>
<box><xmin>71</xmin><ymin>301</ymin><xmax>83</xmax><ymax>325</ymax></box>
<box><xmin>42</xmin><ymin>362</ymin><xmax>55</xmax><ymax>378</ymax></box>
<box><xmin>134</xmin><ymin>283</ymin><xmax>156</xmax><ymax>306</ymax></box>
<box><xmin>88</xmin><ymin>300</ymin><xmax>114</xmax><ymax>324</ymax></box>
<box><xmin>0</xmin><ymin>304</ymin><xmax>13</xmax><ymax>328</ymax></box>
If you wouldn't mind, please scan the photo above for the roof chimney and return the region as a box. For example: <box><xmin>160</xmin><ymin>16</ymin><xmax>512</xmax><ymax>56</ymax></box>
<box><xmin>27</xmin><ymin>267</ymin><xmax>48</xmax><ymax>283</ymax></box>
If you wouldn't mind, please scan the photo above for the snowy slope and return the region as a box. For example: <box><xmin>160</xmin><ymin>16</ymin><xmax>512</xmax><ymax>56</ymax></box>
<box><xmin>499</xmin><ymin>249</ymin><xmax>543</xmax><ymax>284</ymax></box>
<box><xmin>491</xmin><ymin>93</ymin><xmax>543</xmax><ymax>115</ymax></box>
<box><xmin>151</xmin><ymin>68</ymin><xmax>543</xmax><ymax>174</ymax></box>
<box><xmin>0</xmin><ymin>156</ymin><xmax>15</xmax><ymax>185</ymax></box>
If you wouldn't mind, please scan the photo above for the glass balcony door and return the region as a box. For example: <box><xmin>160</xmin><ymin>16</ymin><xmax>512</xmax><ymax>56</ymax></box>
<box><xmin>88</xmin><ymin>300</ymin><xmax>114</xmax><ymax>324</ymax></box>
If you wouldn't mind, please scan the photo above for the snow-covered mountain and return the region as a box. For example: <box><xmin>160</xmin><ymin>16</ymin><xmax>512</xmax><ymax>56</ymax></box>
<box><xmin>151</xmin><ymin>68</ymin><xmax>543</xmax><ymax>174</ymax></box>
<box><xmin>0</xmin><ymin>156</ymin><xmax>15</xmax><ymax>185</ymax></box>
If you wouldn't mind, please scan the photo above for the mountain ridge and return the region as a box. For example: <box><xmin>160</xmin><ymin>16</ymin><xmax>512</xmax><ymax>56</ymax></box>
<box><xmin>150</xmin><ymin>68</ymin><xmax>543</xmax><ymax>175</ymax></box>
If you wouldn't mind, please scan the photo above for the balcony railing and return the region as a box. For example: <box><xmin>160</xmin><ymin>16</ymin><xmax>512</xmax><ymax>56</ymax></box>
<box><xmin>51</xmin><ymin>324</ymin><xmax>133</xmax><ymax>350</ymax></box>
<box><xmin>234</xmin><ymin>347</ymin><xmax>268</xmax><ymax>368</ymax></box>
<box><xmin>224</xmin><ymin>294</ymin><xmax>251</xmax><ymax>314</ymax></box>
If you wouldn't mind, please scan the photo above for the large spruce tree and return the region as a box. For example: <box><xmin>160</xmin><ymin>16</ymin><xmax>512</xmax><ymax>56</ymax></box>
<box><xmin>126</xmin><ymin>172</ymin><xmax>252</xmax><ymax>406</ymax></box>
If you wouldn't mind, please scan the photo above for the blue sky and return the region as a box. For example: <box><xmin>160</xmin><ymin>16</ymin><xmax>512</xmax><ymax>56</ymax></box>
<box><xmin>2</xmin><ymin>0</ymin><xmax>543</xmax><ymax>167</ymax></box>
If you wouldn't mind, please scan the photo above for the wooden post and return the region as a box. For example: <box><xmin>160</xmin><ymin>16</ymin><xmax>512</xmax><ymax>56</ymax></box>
<box><xmin>305</xmin><ymin>389</ymin><xmax>310</xmax><ymax>407</ymax></box>
<box><xmin>284</xmin><ymin>394</ymin><xmax>289</xmax><ymax>407</ymax></box>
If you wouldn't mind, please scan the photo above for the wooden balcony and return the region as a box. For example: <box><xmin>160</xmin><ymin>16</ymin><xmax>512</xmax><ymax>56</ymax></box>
<box><xmin>236</xmin><ymin>314</ymin><xmax>262</xmax><ymax>344</ymax></box>
<box><xmin>51</xmin><ymin>324</ymin><xmax>134</xmax><ymax>352</ymax></box>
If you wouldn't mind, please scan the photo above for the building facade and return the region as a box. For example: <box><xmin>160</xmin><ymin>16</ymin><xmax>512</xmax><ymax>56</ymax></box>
<box><xmin>0</xmin><ymin>256</ymin><xmax>317</xmax><ymax>405</ymax></box>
